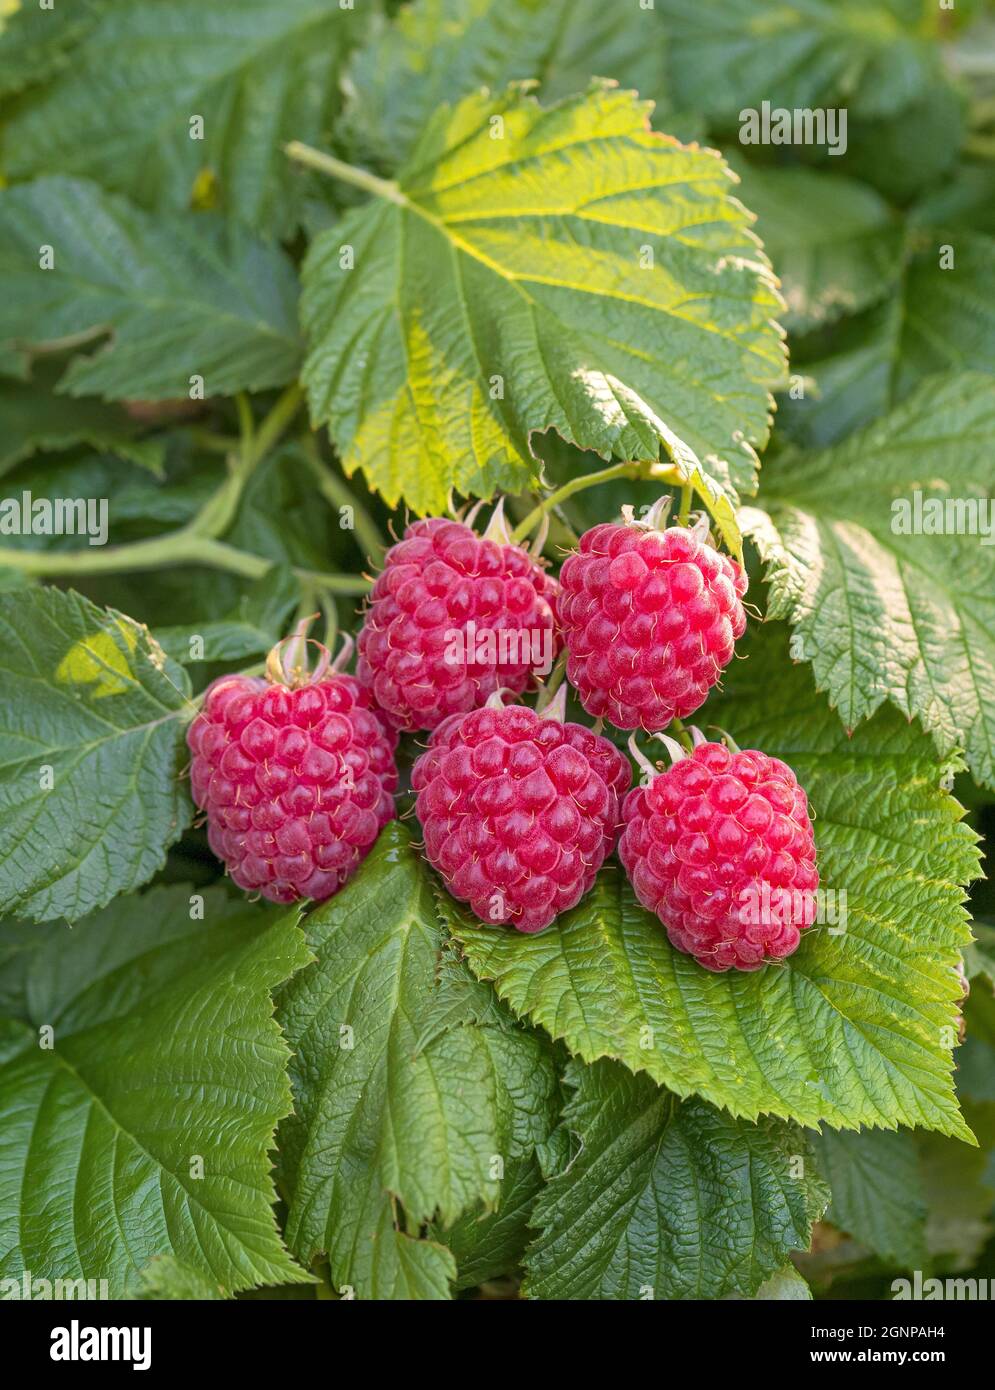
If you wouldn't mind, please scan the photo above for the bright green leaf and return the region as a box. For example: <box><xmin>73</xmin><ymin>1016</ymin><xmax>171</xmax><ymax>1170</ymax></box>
<box><xmin>450</xmin><ymin>624</ymin><xmax>978</xmax><ymax>1139</ymax></box>
<box><xmin>302</xmin><ymin>83</ymin><xmax>786</xmax><ymax>514</ymax></box>
<box><xmin>0</xmin><ymin>886</ymin><xmax>311</xmax><ymax>1297</ymax></box>
<box><xmin>524</xmin><ymin>1058</ymin><xmax>828</xmax><ymax>1300</ymax></box>
<box><xmin>0</xmin><ymin>586</ymin><xmax>194</xmax><ymax>922</ymax></box>
<box><xmin>278</xmin><ymin>821</ymin><xmax>558</xmax><ymax>1301</ymax></box>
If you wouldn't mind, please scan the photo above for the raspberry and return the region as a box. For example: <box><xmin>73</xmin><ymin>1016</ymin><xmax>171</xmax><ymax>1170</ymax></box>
<box><xmin>557</xmin><ymin>514</ymin><xmax>747</xmax><ymax>730</ymax></box>
<box><xmin>619</xmin><ymin>739</ymin><xmax>818</xmax><ymax>971</ymax></box>
<box><xmin>357</xmin><ymin>507</ymin><xmax>557</xmax><ymax>732</ymax></box>
<box><xmin>187</xmin><ymin>627</ymin><xmax>398</xmax><ymax>904</ymax></box>
<box><xmin>412</xmin><ymin>693</ymin><xmax>631</xmax><ymax>933</ymax></box>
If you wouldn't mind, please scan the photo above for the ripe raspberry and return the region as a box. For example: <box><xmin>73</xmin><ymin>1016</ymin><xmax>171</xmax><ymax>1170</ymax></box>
<box><xmin>357</xmin><ymin>507</ymin><xmax>557</xmax><ymax>732</ymax></box>
<box><xmin>412</xmin><ymin>693</ymin><xmax>631</xmax><ymax>933</ymax></box>
<box><xmin>187</xmin><ymin>627</ymin><xmax>397</xmax><ymax>904</ymax></box>
<box><xmin>619</xmin><ymin>740</ymin><xmax>818</xmax><ymax>971</ymax></box>
<box><xmin>557</xmin><ymin>514</ymin><xmax>747</xmax><ymax>731</ymax></box>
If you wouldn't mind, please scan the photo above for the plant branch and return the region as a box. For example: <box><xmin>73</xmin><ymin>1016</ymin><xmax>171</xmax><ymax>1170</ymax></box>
<box><xmin>284</xmin><ymin>141</ymin><xmax>407</xmax><ymax>206</ymax></box>
<box><xmin>510</xmin><ymin>460</ymin><xmax>681</xmax><ymax>545</ymax></box>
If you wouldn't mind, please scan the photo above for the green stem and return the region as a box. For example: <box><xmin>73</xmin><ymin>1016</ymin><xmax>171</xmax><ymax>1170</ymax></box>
<box><xmin>299</xmin><ymin>436</ymin><xmax>385</xmax><ymax>563</ymax></box>
<box><xmin>510</xmin><ymin>463</ymin><xmax>635</xmax><ymax>544</ymax></box>
<box><xmin>284</xmin><ymin>141</ymin><xmax>407</xmax><ymax>206</ymax></box>
<box><xmin>0</xmin><ymin>532</ymin><xmax>369</xmax><ymax>593</ymax></box>
<box><xmin>668</xmin><ymin>717</ymin><xmax>693</xmax><ymax>753</ymax></box>
<box><xmin>535</xmin><ymin>650</ymin><xmax>568</xmax><ymax>712</ymax></box>
<box><xmin>677</xmin><ymin>483</ymin><xmax>692</xmax><ymax>526</ymax></box>
<box><xmin>188</xmin><ymin>382</ymin><xmax>303</xmax><ymax>540</ymax></box>
<box><xmin>510</xmin><ymin>458</ymin><xmax>687</xmax><ymax>545</ymax></box>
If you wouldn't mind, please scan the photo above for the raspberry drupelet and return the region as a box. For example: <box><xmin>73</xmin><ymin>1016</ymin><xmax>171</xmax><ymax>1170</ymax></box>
<box><xmin>557</xmin><ymin>507</ymin><xmax>747</xmax><ymax>731</ymax></box>
<box><xmin>357</xmin><ymin>504</ymin><xmax>557</xmax><ymax>733</ymax></box>
<box><xmin>412</xmin><ymin>690</ymin><xmax>631</xmax><ymax>933</ymax></box>
<box><xmin>619</xmin><ymin>736</ymin><xmax>819</xmax><ymax>971</ymax></box>
<box><xmin>187</xmin><ymin>623</ymin><xmax>397</xmax><ymax>904</ymax></box>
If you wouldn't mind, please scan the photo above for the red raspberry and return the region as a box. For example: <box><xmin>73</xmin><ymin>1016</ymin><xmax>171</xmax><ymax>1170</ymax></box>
<box><xmin>558</xmin><ymin>518</ymin><xmax>747</xmax><ymax>730</ymax></box>
<box><xmin>619</xmin><ymin>740</ymin><xmax>819</xmax><ymax>971</ymax></box>
<box><xmin>357</xmin><ymin>511</ymin><xmax>557</xmax><ymax>732</ymax></box>
<box><xmin>412</xmin><ymin>695</ymin><xmax>631</xmax><ymax>933</ymax></box>
<box><xmin>187</xmin><ymin>631</ymin><xmax>397</xmax><ymax>904</ymax></box>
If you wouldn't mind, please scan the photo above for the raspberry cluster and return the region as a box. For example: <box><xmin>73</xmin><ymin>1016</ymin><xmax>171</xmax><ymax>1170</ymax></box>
<box><xmin>619</xmin><ymin>740</ymin><xmax>819</xmax><ymax>971</ymax></box>
<box><xmin>358</xmin><ymin>515</ymin><xmax>557</xmax><ymax>732</ymax></box>
<box><xmin>188</xmin><ymin>669</ymin><xmax>397</xmax><ymax>904</ymax></box>
<box><xmin>557</xmin><ymin>521</ymin><xmax>747</xmax><ymax>730</ymax></box>
<box><xmin>412</xmin><ymin>700</ymin><xmax>631</xmax><ymax>933</ymax></box>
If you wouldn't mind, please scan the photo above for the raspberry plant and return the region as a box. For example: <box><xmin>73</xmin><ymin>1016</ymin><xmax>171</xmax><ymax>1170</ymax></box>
<box><xmin>0</xmin><ymin>0</ymin><xmax>993</xmax><ymax>1306</ymax></box>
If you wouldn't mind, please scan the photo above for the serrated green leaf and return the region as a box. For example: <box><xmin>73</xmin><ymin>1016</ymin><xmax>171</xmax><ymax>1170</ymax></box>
<box><xmin>278</xmin><ymin>821</ymin><xmax>558</xmax><ymax>1301</ymax></box>
<box><xmin>130</xmin><ymin>1256</ymin><xmax>228</xmax><ymax>1301</ymax></box>
<box><xmin>450</xmin><ymin>624</ymin><xmax>978</xmax><ymax>1139</ymax></box>
<box><xmin>1</xmin><ymin>0</ymin><xmax>365</xmax><ymax>238</ymax></box>
<box><xmin>658</xmin><ymin>0</ymin><xmax>944</xmax><ymax>126</ymax></box>
<box><xmin>0</xmin><ymin>586</ymin><xmax>194</xmax><ymax>922</ymax></box>
<box><xmin>0</xmin><ymin>365</ymin><xmax>165</xmax><ymax>476</ymax></box>
<box><xmin>434</xmin><ymin>1153</ymin><xmax>545</xmax><ymax>1291</ymax></box>
<box><xmin>0</xmin><ymin>177</ymin><xmax>301</xmax><ymax>400</ymax></box>
<box><xmin>524</xmin><ymin>1058</ymin><xmax>828</xmax><ymax>1300</ymax></box>
<box><xmin>341</xmin><ymin>0</ymin><xmax>671</xmax><ymax>169</ymax></box>
<box><xmin>302</xmin><ymin>84</ymin><xmax>786</xmax><ymax>514</ymax></box>
<box><xmin>731</xmin><ymin>162</ymin><xmax>906</xmax><ymax>333</ymax></box>
<box><xmin>812</xmin><ymin>1127</ymin><xmax>927</xmax><ymax>1268</ymax></box>
<box><xmin>745</xmin><ymin>371</ymin><xmax>995</xmax><ymax>787</ymax></box>
<box><xmin>0</xmin><ymin>885</ymin><xmax>311</xmax><ymax>1297</ymax></box>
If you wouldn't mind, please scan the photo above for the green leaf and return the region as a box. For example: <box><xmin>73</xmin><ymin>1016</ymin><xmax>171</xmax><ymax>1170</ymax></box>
<box><xmin>779</xmin><ymin>233</ymin><xmax>995</xmax><ymax>448</ymax></box>
<box><xmin>0</xmin><ymin>885</ymin><xmax>312</xmax><ymax>1297</ymax></box>
<box><xmin>0</xmin><ymin>586</ymin><xmax>194</xmax><ymax>922</ymax></box>
<box><xmin>658</xmin><ymin>0</ymin><xmax>945</xmax><ymax>126</ymax></box>
<box><xmin>435</xmin><ymin>1153</ymin><xmax>546</xmax><ymax>1290</ymax></box>
<box><xmin>278</xmin><ymin>821</ymin><xmax>559</xmax><ymax>1301</ymax></box>
<box><xmin>730</xmin><ymin>162</ymin><xmax>906</xmax><ymax>333</ymax></box>
<box><xmin>130</xmin><ymin>1256</ymin><xmax>228</xmax><ymax>1301</ymax></box>
<box><xmin>1</xmin><ymin>0</ymin><xmax>365</xmax><ymax>238</ymax></box>
<box><xmin>0</xmin><ymin>364</ymin><xmax>165</xmax><ymax>476</ymax></box>
<box><xmin>154</xmin><ymin>565</ymin><xmax>298</xmax><ymax>666</ymax></box>
<box><xmin>450</xmin><ymin>624</ymin><xmax>978</xmax><ymax>1139</ymax></box>
<box><xmin>725</xmin><ymin>1265</ymin><xmax>812</xmax><ymax>1300</ymax></box>
<box><xmin>918</xmin><ymin>1100</ymin><xmax>995</xmax><ymax>1266</ymax></box>
<box><xmin>341</xmin><ymin>0</ymin><xmax>672</xmax><ymax>169</ymax></box>
<box><xmin>745</xmin><ymin>371</ymin><xmax>995</xmax><ymax>788</ymax></box>
<box><xmin>0</xmin><ymin>177</ymin><xmax>301</xmax><ymax>400</ymax></box>
<box><xmin>524</xmin><ymin>1058</ymin><xmax>828</xmax><ymax>1300</ymax></box>
<box><xmin>0</xmin><ymin>0</ymin><xmax>104</xmax><ymax>99</ymax></box>
<box><xmin>302</xmin><ymin>84</ymin><xmax>786</xmax><ymax>514</ymax></box>
<box><xmin>965</xmin><ymin>920</ymin><xmax>995</xmax><ymax>990</ymax></box>
<box><xmin>812</xmin><ymin>1128</ymin><xmax>927</xmax><ymax>1268</ymax></box>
